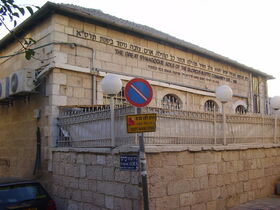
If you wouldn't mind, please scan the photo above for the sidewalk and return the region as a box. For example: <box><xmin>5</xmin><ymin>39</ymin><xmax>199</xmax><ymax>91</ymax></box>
<box><xmin>229</xmin><ymin>196</ymin><xmax>280</xmax><ymax>210</ymax></box>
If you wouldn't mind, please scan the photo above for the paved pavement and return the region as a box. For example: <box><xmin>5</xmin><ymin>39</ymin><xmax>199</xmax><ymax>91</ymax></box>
<box><xmin>229</xmin><ymin>196</ymin><xmax>280</xmax><ymax>210</ymax></box>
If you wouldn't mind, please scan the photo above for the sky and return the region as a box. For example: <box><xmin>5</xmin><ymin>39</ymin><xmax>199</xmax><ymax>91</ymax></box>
<box><xmin>1</xmin><ymin>0</ymin><xmax>280</xmax><ymax>97</ymax></box>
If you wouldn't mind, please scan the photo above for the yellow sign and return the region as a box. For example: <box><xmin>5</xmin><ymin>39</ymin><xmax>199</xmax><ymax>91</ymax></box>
<box><xmin>127</xmin><ymin>113</ymin><xmax>157</xmax><ymax>133</ymax></box>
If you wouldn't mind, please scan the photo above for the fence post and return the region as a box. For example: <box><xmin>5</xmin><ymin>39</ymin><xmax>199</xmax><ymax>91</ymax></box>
<box><xmin>213</xmin><ymin>109</ymin><xmax>217</xmax><ymax>144</ymax></box>
<box><xmin>262</xmin><ymin>114</ymin><xmax>264</xmax><ymax>144</ymax></box>
<box><xmin>110</xmin><ymin>97</ymin><xmax>115</xmax><ymax>147</ymax></box>
<box><xmin>274</xmin><ymin>113</ymin><xmax>278</xmax><ymax>143</ymax></box>
<box><xmin>222</xmin><ymin>102</ymin><xmax>227</xmax><ymax>145</ymax></box>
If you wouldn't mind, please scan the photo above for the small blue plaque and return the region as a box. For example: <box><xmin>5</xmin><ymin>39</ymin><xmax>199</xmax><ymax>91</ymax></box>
<box><xmin>120</xmin><ymin>155</ymin><xmax>138</xmax><ymax>171</ymax></box>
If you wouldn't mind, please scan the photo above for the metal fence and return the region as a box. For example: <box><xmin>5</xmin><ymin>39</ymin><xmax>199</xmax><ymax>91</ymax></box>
<box><xmin>57</xmin><ymin>105</ymin><xmax>279</xmax><ymax>147</ymax></box>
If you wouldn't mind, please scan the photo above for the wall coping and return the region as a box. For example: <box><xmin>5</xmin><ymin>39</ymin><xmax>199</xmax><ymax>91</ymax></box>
<box><xmin>51</xmin><ymin>143</ymin><xmax>280</xmax><ymax>154</ymax></box>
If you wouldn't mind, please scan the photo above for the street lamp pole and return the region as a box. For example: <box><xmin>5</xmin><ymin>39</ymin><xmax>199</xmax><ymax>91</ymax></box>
<box><xmin>109</xmin><ymin>95</ymin><xmax>115</xmax><ymax>147</ymax></box>
<box><xmin>222</xmin><ymin>102</ymin><xmax>226</xmax><ymax>145</ymax></box>
<box><xmin>101</xmin><ymin>74</ymin><xmax>122</xmax><ymax>148</ymax></box>
<box><xmin>274</xmin><ymin>113</ymin><xmax>278</xmax><ymax>143</ymax></box>
<box><xmin>270</xmin><ymin>96</ymin><xmax>280</xmax><ymax>143</ymax></box>
<box><xmin>215</xmin><ymin>85</ymin><xmax>233</xmax><ymax>145</ymax></box>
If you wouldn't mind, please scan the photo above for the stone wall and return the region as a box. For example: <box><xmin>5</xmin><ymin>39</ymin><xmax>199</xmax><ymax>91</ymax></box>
<box><xmin>50</xmin><ymin>149</ymin><xmax>141</xmax><ymax>210</ymax></box>
<box><xmin>48</xmin><ymin>146</ymin><xmax>280</xmax><ymax>210</ymax></box>
<box><xmin>146</xmin><ymin>146</ymin><xmax>280</xmax><ymax>210</ymax></box>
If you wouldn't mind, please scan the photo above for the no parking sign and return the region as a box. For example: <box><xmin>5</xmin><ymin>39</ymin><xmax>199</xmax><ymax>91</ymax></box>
<box><xmin>124</xmin><ymin>78</ymin><xmax>153</xmax><ymax>107</ymax></box>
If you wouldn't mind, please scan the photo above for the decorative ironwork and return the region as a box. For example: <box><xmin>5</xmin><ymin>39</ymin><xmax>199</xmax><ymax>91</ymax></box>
<box><xmin>235</xmin><ymin>105</ymin><xmax>247</xmax><ymax>114</ymax></box>
<box><xmin>204</xmin><ymin>100</ymin><xmax>219</xmax><ymax>112</ymax></box>
<box><xmin>57</xmin><ymin>105</ymin><xmax>279</xmax><ymax>147</ymax></box>
<box><xmin>103</xmin><ymin>87</ymin><xmax>128</xmax><ymax>106</ymax></box>
<box><xmin>161</xmin><ymin>94</ymin><xmax>182</xmax><ymax>110</ymax></box>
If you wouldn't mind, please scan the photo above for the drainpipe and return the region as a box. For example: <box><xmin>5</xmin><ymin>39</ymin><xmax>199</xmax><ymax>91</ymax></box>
<box><xmin>92</xmin><ymin>73</ymin><xmax>97</xmax><ymax>105</ymax></box>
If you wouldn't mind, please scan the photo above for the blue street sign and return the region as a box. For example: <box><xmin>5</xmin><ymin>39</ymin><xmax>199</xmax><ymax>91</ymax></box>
<box><xmin>120</xmin><ymin>155</ymin><xmax>138</xmax><ymax>171</ymax></box>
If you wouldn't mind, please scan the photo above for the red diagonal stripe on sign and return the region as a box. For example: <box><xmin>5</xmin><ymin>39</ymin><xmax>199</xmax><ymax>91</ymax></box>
<box><xmin>131</xmin><ymin>84</ymin><xmax>148</xmax><ymax>101</ymax></box>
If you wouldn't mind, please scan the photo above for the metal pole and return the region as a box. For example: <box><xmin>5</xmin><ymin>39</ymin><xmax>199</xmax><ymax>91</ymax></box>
<box><xmin>222</xmin><ymin>102</ymin><xmax>227</xmax><ymax>145</ymax></box>
<box><xmin>137</xmin><ymin>107</ymin><xmax>149</xmax><ymax>210</ymax></box>
<box><xmin>214</xmin><ymin>108</ymin><xmax>217</xmax><ymax>145</ymax></box>
<box><xmin>110</xmin><ymin>96</ymin><xmax>115</xmax><ymax>147</ymax></box>
<box><xmin>274</xmin><ymin>111</ymin><xmax>278</xmax><ymax>143</ymax></box>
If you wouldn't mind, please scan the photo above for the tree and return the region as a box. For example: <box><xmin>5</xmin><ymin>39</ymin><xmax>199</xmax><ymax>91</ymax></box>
<box><xmin>0</xmin><ymin>0</ymin><xmax>39</xmax><ymax>60</ymax></box>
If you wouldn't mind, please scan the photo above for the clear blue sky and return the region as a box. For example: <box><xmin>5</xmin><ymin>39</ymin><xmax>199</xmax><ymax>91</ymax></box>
<box><xmin>2</xmin><ymin>0</ymin><xmax>280</xmax><ymax>97</ymax></box>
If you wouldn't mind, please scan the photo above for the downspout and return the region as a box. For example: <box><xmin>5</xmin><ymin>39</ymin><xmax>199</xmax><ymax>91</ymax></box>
<box><xmin>33</xmin><ymin>109</ymin><xmax>41</xmax><ymax>176</ymax></box>
<box><xmin>33</xmin><ymin>127</ymin><xmax>41</xmax><ymax>175</ymax></box>
<box><xmin>92</xmin><ymin>74</ymin><xmax>97</xmax><ymax>104</ymax></box>
<box><xmin>88</xmin><ymin>45</ymin><xmax>97</xmax><ymax>105</ymax></box>
<box><xmin>249</xmin><ymin>74</ymin><xmax>253</xmax><ymax>113</ymax></box>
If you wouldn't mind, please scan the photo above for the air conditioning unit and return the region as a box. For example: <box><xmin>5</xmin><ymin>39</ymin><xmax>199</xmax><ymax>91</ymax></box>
<box><xmin>9</xmin><ymin>69</ymin><xmax>35</xmax><ymax>96</ymax></box>
<box><xmin>0</xmin><ymin>77</ymin><xmax>10</xmax><ymax>100</ymax></box>
<box><xmin>0</xmin><ymin>78</ymin><xmax>5</xmax><ymax>100</ymax></box>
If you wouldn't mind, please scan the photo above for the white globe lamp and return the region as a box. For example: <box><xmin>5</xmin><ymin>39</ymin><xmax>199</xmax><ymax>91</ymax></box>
<box><xmin>101</xmin><ymin>74</ymin><xmax>122</xmax><ymax>95</ymax></box>
<box><xmin>215</xmin><ymin>85</ymin><xmax>233</xmax><ymax>103</ymax></box>
<box><xmin>271</xmin><ymin>96</ymin><xmax>280</xmax><ymax>110</ymax></box>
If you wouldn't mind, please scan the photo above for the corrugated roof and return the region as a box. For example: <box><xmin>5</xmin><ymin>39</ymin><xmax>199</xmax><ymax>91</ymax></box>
<box><xmin>0</xmin><ymin>1</ymin><xmax>274</xmax><ymax>79</ymax></box>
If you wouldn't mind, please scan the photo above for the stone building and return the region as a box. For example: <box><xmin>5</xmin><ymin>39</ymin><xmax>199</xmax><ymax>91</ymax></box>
<box><xmin>0</xmin><ymin>2</ymin><xmax>279</xmax><ymax>210</ymax></box>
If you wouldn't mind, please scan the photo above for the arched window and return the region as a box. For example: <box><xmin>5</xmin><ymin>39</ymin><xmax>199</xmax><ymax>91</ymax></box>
<box><xmin>235</xmin><ymin>105</ymin><xmax>247</xmax><ymax>114</ymax></box>
<box><xmin>162</xmin><ymin>94</ymin><xmax>182</xmax><ymax>110</ymax></box>
<box><xmin>204</xmin><ymin>100</ymin><xmax>219</xmax><ymax>112</ymax></box>
<box><xmin>103</xmin><ymin>87</ymin><xmax>128</xmax><ymax>106</ymax></box>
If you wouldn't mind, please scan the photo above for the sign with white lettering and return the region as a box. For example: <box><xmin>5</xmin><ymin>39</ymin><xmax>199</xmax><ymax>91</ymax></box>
<box><xmin>120</xmin><ymin>155</ymin><xmax>138</xmax><ymax>171</ymax></box>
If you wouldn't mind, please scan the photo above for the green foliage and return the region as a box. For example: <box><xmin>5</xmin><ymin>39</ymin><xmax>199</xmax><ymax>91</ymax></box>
<box><xmin>24</xmin><ymin>38</ymin><xmax>36</xmax><ymax>60</ymax></box>
<box><xmin>0</xmin><ymin>0</ymin><xmax>39</xmax><ymax>27</ymax></box>
<box><xmin>0</xmin><ymin>0</ymin><xmax>39</xmax><ymax>60</ymax></box>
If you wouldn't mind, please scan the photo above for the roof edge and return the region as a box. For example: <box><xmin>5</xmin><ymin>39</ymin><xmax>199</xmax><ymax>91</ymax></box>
<box><xmin>0</xmin><ymin>2</ymin><xmax>274</xmax><ymax>80</ymax></box>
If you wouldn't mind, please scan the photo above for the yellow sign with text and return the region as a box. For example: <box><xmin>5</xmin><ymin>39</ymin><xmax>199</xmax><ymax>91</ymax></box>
<box><xmin>127</xmin><ymin>113</ymin><xmax>157</xmax><ymax>133</ymax></box>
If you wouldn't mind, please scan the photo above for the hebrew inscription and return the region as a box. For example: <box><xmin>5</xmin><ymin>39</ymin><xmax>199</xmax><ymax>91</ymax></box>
<box><xmin>74</xmin><ymin>29</ymin><xmax>249</xmax><ymax>85</ymax></box>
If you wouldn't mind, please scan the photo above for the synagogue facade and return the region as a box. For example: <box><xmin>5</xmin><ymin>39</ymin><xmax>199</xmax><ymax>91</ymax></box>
<box><xmin>0</xmin><ymin>0</ymin><xmax>274</xmax><ymax>191</ymax></box>
<box><xmin>0</xmin><ymin>2</ymin><xmax>277</xmax><ymax>210</ymax></box>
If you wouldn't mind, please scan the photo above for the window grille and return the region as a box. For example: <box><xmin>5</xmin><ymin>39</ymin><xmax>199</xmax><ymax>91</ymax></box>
<box><xmin>161</xmin><ymin>94</ymin><xmax>182</xmax><ymax>110</ymax></box>
<box><xmin>103</xmin><ymin>87</ymin><xmax>128</xmax><ymax>106</ymax></box>
<box><xmin>235</xmin><ymin>105</ymin><xmax>247</xmax><ymax>114</ymax></box>
<box><xmin>204</xmin><ymin>100</ymin><xmax>219</xmax><ymax>112</ymax></box>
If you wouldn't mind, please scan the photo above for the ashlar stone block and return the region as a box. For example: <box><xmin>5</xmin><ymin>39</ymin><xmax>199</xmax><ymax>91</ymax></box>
<box><xmin>194</xmin><ymin>164</ymin><xmax>207</xmax><ymax>177</ymax></box>
<box><xmin>114</xmin><ymin>198</ymin><xmax>132</xmax><ymax>210</ymax></box>
<box><xmin>96</xmin><ymin>155</ymin><xmax>106</xmax><ymax>165</ymax></box>
<box><xmin>191</xmin><ymin>203</ymin><xmax>206</xmax><ymax>210</ymax></box>
<box><xmin>105</xmin><ymin>196</ymin><xmax>114</xmax><ymax>209</ymax></box>
<box><xmin>124</xmin><ymin>184</ymin><xmax>140</xmax><ymax>199</ymax></box>
<box><xmin>180</xmin><ymin>192</ymin><xmax>194</xmax><ymax>206</ymax></box>
<box><xmin>149</xmin><ymin>181</ymin><xmax>167</xmax><ymax>198</ymax></box>
<box><xmin>87</xmin><ymin>165</ymin><xmax>103</xmax><ymax>180</ymax></box>
<box><xmin>115</xmin><ymin>169</ymin><xmax>130</xmax><ymax>183</ymax></box>
<box><xmin>81</xmin><ymin>190</ymin><xmax>93</xmax><ymax>203</ymax></box>
<box><xmin>92</xmin><ymin>193</ymin><xmax>105</xmax><ymax>207</ymax></box>
<box><xmin>155</xmin><ymin>195</ymin><xmax>180</xmax><ymax>210</ymax></box>
<box><xmin>193</xmin><ymin>190</ymin><xmax>210</xmax><ymax>204</ymax></box>
<box><xmin>96</xmin><ymin>181</ymin><xmax>125</xmax><ymax>197</ymax></box>
<box><xmin>103</xmin><ymin>167</ymin><xmax>114</xmax><ymax>181</ymax></box>
<box><xmin>195</xmin><ymin>152</ymin><xmax>213</xmax><ymax>164</ymax></box>
<box><xmin>167</xmin><ymin>180</ymin><xmax>191</xmax><ymax>195</ymax></box>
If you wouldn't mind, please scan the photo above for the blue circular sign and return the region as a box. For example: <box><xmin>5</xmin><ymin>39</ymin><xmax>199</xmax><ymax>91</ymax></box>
<box><xmin>125</xmin><ymin>78</ymin><xmax>153</xmax><ymax>107</ymax></box>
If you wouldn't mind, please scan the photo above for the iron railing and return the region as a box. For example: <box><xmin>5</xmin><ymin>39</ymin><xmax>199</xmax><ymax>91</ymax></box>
<box><xmin>57</xmin><ymin>105</ymin><xmax>279</xmax><ymax>147</ymax></box>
